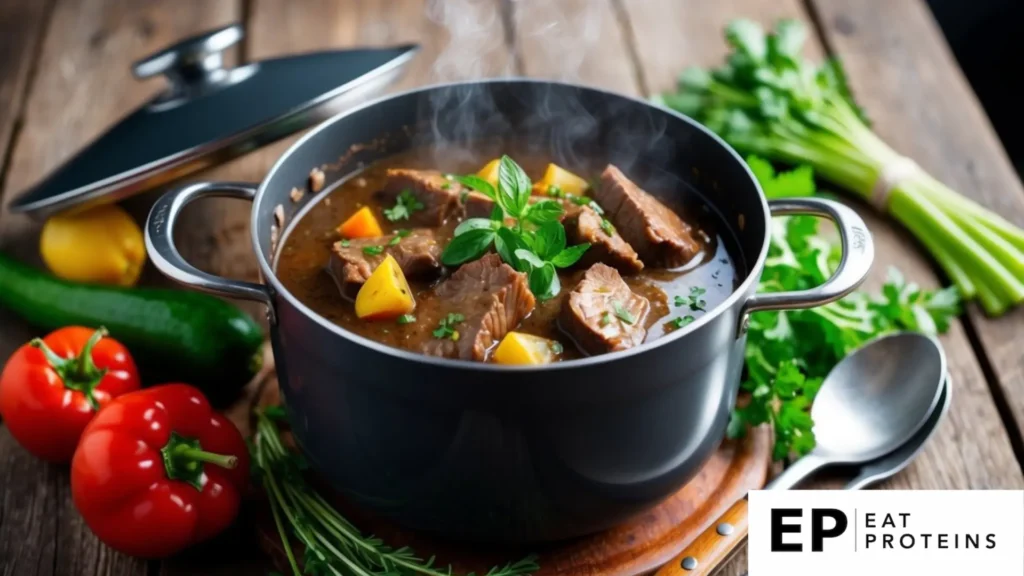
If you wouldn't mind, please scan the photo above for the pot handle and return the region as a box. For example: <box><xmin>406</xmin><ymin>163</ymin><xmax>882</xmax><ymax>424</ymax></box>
<box><xmin>145</xmin><ymin>181</ymin><xmax>274</xmax><ymax>311</ymax></box>
<box><xmin>744</xmin><ymin>197</ymin><xmax>874</xmax><ymax>314</ymax></box>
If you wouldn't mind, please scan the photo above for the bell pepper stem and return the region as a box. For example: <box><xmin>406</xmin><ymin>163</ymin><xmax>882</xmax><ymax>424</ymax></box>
<box><xmin>171</xmin><ymin>444</ymin><xmax>238</xmax><ymax>469</ymax></box>
<box><xmin>161</xmin><ymin>431</ymin><xmax>238</xmax><ymax>490</ymax></box>
<box><xmin>30</xmin><ymin>326</ymin><xmax>109</xmax><ymax>410</ymax></box>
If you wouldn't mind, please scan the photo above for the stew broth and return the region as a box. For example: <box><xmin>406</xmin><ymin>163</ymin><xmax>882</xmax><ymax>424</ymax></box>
<box><xmin>276</xmin><ymin>147</ymin><xmax>739</xmax><ymax>362</ymax></box>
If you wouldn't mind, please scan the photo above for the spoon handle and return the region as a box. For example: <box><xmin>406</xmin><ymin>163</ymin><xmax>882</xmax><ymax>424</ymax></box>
<box><xmin>653</xmin><ymin>498</ymin><xmax>748</xmax><ymax>576</ymax></box>
<box><xmin>765</xmin><ymin>453</ymin><xmax>828</xmax><ymax>490</ymax></box>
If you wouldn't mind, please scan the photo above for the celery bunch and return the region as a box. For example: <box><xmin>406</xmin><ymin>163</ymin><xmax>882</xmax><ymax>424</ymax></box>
<box><xmin>654</xmin><ymin>19</ymin><xmax>1024</xmax><ymax>315</ymax></box>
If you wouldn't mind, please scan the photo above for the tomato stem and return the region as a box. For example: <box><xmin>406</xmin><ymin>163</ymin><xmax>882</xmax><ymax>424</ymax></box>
<box><xmin>30</xmin><ymin>326</ymin><xmax>109</xmax><ymax>410</ymax></box>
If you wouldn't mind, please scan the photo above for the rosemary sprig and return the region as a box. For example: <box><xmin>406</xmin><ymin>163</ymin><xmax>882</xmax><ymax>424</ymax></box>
<box><xmin>252</xmin><ymin>408</ymin><xmax>540</xmax><ymax>576</ymax></box>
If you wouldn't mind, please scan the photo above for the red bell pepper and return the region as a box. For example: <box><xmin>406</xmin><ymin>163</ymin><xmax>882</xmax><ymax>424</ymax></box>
<box><xmin>71</xmin><ymin>383</ymin><xmax>249</xmax><ymax>558</ymax></box>
<box><xmin>0</xmin><ymin>326</ymin><xmax>140</xmax><ymax>461</ymax></box>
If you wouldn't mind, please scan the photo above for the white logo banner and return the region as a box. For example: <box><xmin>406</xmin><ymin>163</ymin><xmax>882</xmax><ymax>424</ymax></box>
<box><xmin>748</xmin><ymin>490</ymin><xmax>1024</xmax><ymax>575</ymax></box>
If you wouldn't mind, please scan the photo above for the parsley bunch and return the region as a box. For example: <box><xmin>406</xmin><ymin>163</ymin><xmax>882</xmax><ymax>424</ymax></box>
<box><xmin>253</xmin><ymin>407</ymin><xmax>539</xmax><ymax>576</ymax></box>
<box><xmin>729</xmin><ymin>157</ymin><xmax>960</xmax><ymax>461</ymax></box>
<box><xmin>655</xmin><ymin>19</ymin><xmax>1024</xmax><ymax>316</ymax></box>
<box><xmin>442</xmin><ymin>156</ymin><xmax>590</xmax><ymax>300</ymax></box>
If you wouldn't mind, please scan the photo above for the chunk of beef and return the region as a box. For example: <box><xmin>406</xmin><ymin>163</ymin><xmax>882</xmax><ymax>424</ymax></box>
<box><xmin>422</xmin><ymin>254</ymin><xmax>536</xmax><ymax>361</ymax></box>
<box><xmin>463</xmin><ymin>191</ymin><xmax>498</xmax><ymax>220</ymax></box>
<box><xmin>328</xmin><ymin>230</ymin><xmax>442</xmax><ymax>297</ymax></box>
<box><xmin>375</xmin><ymin>169</ymin><xmax>463</xmax><ymax>226</ymax></box>
<box><xmin>592</xmin><ymin>165</ymin><xmax>701</xmax><ymax>268</ymax></box>
<box><xmin>563</xmin><ymin>205</ymin><xmax>643</xmax><ymax>273</ymax></box>
<box><xmin>560</xmin><ymin>263</ymin><xmax>651</xmax><ymax>355</ymax></box>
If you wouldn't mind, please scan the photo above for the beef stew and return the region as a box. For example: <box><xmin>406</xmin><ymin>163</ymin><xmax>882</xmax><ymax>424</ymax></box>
<box><xmin>276</xmin><ymin>148</ymin><xmax>739</xmax><ymax>364</ymax></box>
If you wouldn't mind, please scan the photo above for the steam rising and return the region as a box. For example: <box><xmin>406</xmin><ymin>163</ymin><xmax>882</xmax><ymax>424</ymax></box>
<box><xmin>419</xmin><ymin>0</ymin><xmax>668</xmax><ymax>179</ymax></box>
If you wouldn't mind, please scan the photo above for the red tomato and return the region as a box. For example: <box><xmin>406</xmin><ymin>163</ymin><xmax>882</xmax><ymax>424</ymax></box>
<box><xmin>0</xmin><ymin>326</ymin><xmax>140</xmax><ymax>461</ymax></box>
<box><xmin>71</xmin><ymin>384</ymin><xmax>249</xmax><ymax>558</ymax></box>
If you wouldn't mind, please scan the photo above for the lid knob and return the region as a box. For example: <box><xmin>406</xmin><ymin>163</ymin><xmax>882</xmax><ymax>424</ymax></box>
<box><xmin>132</xmin><ymin>24</ymin><xmax>243</xmax><ymax>95</ymax></box>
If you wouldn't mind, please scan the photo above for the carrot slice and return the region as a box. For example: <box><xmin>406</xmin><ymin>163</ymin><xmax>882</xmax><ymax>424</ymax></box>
<box><xmin>337</xmin><ymin>206</ymin><xmax>383</xmax><ymax>239</ymax></box>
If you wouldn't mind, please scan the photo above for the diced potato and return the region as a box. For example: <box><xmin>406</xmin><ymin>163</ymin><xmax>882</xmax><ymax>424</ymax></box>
<box><xmin>337</xmin><ymin>206</ymin><xmax>383</xmax><ymax>239</ymax></box>
<box><xmin>493</xmin><ymin>332</ymin><xmax>560</xmax><ymax>365</ymax></box>
<box><xmin>534</xmin><ymin>163</ymin><xmax>589</xmax><ymax>196</ymax></box>
<box><xmin>355</xmin><ymin>255</ymin><xmax>416</xmax><ymax>320</ymax></box>
<box><xmin>477</xmin><ymin>159</ymin><xmax>500</xmax><ymax>188</ymax></box>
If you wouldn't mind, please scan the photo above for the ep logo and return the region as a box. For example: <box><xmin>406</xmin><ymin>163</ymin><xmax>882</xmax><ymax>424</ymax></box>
<box><xmin>771</xmin><ymin>508</ymin><xmax>849</xmax><ymax>552</ymax></box>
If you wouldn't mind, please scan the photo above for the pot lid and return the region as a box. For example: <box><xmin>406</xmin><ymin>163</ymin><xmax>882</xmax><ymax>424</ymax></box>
<box><xmin>8</xmin><ymin>24</ymin><xmax>418</xmax><ymax>219</ymax></box>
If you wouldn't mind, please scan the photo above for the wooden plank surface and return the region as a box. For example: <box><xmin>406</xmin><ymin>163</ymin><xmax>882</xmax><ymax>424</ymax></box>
<box><xmin>0</xmin><ymin>0</ymin><xmax>52</xmax><ymax>181</ymax></box>
<box><xmin>2</xmin><ymin>0</ymin><xmax>1024</xmax><ymax>575</ymax></box>
<box><xmin>512</xmin><ymin>0</ymin><xmax>640</xmax><ymax>95</ymax></box>
<box><xmin>808</xmin><ymin>0</ymin><xmax>1024</xmax><ymax>464</ymax></box>
<box><xmin>0</xmin><ymin>1</ymin><xmax>241</xmax><ymax>575</ymax></box>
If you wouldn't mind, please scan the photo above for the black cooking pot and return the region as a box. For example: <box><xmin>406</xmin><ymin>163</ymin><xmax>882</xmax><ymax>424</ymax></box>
<box><xmin>145</xmin><ymin>80</ymin><xmax>873</xmax><ymax>542</ymax></box>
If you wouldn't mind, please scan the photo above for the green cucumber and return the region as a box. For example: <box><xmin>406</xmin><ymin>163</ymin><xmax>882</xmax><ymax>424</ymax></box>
<box><xmin>0</xmin><ymin>251</ymin><xmax>264</xmax><ymax>405</ymax></box>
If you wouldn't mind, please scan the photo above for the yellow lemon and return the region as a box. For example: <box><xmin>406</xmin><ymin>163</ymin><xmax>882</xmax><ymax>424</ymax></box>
<box><xmin>40</xmin><ymin>204</ymin><xmax>146</xmax><ymax>287</ymax></box>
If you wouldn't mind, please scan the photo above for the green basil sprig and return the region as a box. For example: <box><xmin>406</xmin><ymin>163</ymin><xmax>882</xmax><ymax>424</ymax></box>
<box><xmin>441</xmin><ymin>156</ymin><xmax>590</xmax><ymax>300</ymax></box>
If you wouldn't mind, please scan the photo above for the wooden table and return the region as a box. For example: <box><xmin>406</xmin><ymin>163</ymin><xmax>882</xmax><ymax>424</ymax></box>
<box><xmin>2</xmin><ymin>1</ymin><xmax>1023</xmax><ymax>574</ymax></box>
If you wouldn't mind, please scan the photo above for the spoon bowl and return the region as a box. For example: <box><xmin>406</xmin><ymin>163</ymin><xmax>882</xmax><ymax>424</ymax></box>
<box><xmin>812</xmin><ymin>332</ymin><xmax>946</xmax><ymax>462</ymax></box>
<box><xmin>768</xmin><ymin>332</ymin><xmax>946</xmax><ymax>490</ymax></box>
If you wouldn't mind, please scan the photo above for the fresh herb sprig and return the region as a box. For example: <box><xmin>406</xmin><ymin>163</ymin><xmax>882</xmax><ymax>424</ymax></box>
<box><xmin>655</xmin><ymin>19</ymin><xmax>1024</xmax><ymax>316</ymax></box>
<box><xmin>384</xmin><ymin>190</ymin><xmax>425</xmax><ymax>222</ymax></box>
<box><xmin>728</xmin><ymin>158</ymin><xmax>960</xmax><ymax>461</ymax></box>
<box><xmin>252</xmin><ymin>409</ymin><xmax>540</xmax><ymax>576</ymax></box>
<box><xmin>442</xmin><ymin>156</ymin><xmax>590</xmax><ymax>300</ymax></box>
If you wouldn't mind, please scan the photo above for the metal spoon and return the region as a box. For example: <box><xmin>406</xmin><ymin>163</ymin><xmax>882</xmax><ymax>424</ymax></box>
<box><xmin>729</xmin><ymin>375</ymin><xmax>950</xmax><ymax>576</ymax></box>
<box><xmin>767</xmin><ymin>332</ymin><xmax>946</xmax><ymax>490</ymax></box>
<box><xmin>654</xmin><ymin>332</ymin><xmax>947</xmax><ymax>576</ymax></box>
<box><xmin>844</xmin><ymin>373</ymin><xmax>951</xmax><ymax>490</ymax></box>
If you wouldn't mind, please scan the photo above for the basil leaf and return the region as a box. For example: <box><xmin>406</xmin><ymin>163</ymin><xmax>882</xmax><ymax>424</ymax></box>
<box><xmin>490</xmin><ymin>203</ymin><xmax>505</xmax><ymax>222</ymax></box>
<box><xmin>528</xmin><ymin>262</ymin><xmax>560</xmax><ymax>301</ymax></box>
<box><xmin>514</xmin><ymin>249</ymin><xmax>546</xmax><ymax>269</ymax></box>
<box><xmin>442</xmin><ymin>228</ymin><xmax>495</xmax><ymax>265</ymax></box>
<box><xmin>524</xmin><ymin>199</ymin><xmax>564</xmax><ymax>225</ymax></box>
<box><xmin>498</xmin><ymin>155</ymin><xmax>532</xmax><ymax>217</ymax></box>
<box><xmin>451</xmin><ymin>174</ymin><xmax>496</xmax><ymax>199</ymax></box>
<box><xmin>550</xmin><ymin>243</ymin><xmax>590</xmax><ymax>268</ymax></box>
<box><xmin>495</xmin><ymin>227</ymin><xmax>528</xmax><ymax>270</ymax></box>
<box><xmin>536</xmin><ymin>220</ymin><xmax>566</xmax><ymax>260</ymax></box>
<box><xmin>454</xmin><ymin>217</ymin><xmax>497</xmax><ymax>236</ymax></box>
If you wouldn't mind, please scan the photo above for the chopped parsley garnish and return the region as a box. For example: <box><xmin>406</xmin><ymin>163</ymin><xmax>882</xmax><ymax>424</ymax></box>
<box><xmin>600</xmin><ymin>218</ymin><xmax>615</xmax><ymax>236</ymax></box>
<box><xmin>432</xmin><ymin>313</ymin><xmax>465</xmax><ymax>340</ymax></box>
<box><xmin>459</xmin><ymin>190</ymin><xmax>470</xmax><ymax>203</ymax></box>
<box><xmin>362</xmin><ymin>246</ymin><xmax>384</xmax><ymax>256</ymax></box>
<box><xmin>441</xmin><ymin>182</ymin><xmax>451</xmax><ymax>190</ymax></box>
<box><xmin>599</xmin><ymin>312</ymin><xmax>612</xmax><ymax>327</ymax></box>
<box><xmin>675</xmin><ymin>286</ymin><xmax>707</xmax><ymax>311</ymax></box>
<box><xmin>338</xmin><ymin>239</ymin><xmax>351</xmax><ymax>247</ymax></box>
<box><xmin>612</xmin><ymin>301</ymin><xmax>636</xmax><ymax>325</ymax></box>
<box><xmin>546</xmin><ymin>184</ymin><xmax>565</xmax><ymax>198</ymax></box>
<box><xmin>388</xmin><ymin>229</ymin><xmax>411</xmax><ymax>246</ymax></box>
<box><xmin>667</xmin><ymin>315</ymin><xmax>696</xmax><ymax>331</ymax></box>
<box><xmin>397</xmin><ymin>314</ymin><xmax>416</xmax><ymax>325</ymax></box>
<box><xmin>383</xmin><ymin>189</ymin><xmax>425</xmax><ymax>222</ymax></box>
